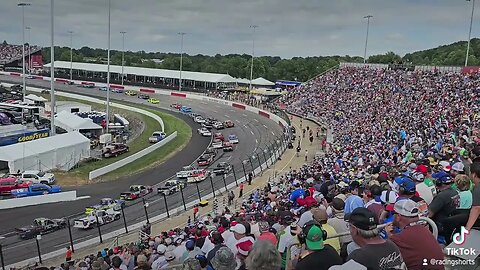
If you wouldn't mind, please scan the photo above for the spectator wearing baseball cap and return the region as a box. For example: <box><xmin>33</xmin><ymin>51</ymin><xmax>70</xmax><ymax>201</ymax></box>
<box><xmin>210</xmin><ymin>247</ymin><xmax>236</xmax><ymax>270</ymax></box>
<box><xmin>327</xmin><ymin>198</ymin><xmax>352</xmax><ymax>260</ymax></box>
<box><xmin>344</xmin><ymin>181</ymin><xmax>364</xmax><ymax>215</ymax></box>
<box><xmin>387</xmin><ymin>199</ymin><xmax>444</xmax><ymax>270</ymax></box>
<box><xmin>257</xmin><ymin>221</ymin><xmax>278</xmax><ymax>246</ymax></box>
<box><xmin>293</xmin><ymin>221</ymin><xmax>342</xmax><ymax>270</ymax></box>
<box><xmin>224</xmin><ymin>223</ymin><xmax>246</xmax><ymax>255</ymax></box>
<box><xmin>311</xmin><ymin>207</ymin><xmax>341</xmax><ymax>253</ymax></box>
<box><xmin>345</xmin><ymin>208</ymin><xmax>406</xmax><ymax>270</ymax></box>
<box><xmin>428</xmin><ymin>172</ymin><xmax>460</xmax><ymax>226</ymax></box>
<box><xmin>395</xmin><ymin>177</ymin><xmax>429</xmax><ymax>216</ymax></box>
<box><xmin>245</xmin><ymin>240</ymin><xmax>281</xmax><ymax>270</ymax></box>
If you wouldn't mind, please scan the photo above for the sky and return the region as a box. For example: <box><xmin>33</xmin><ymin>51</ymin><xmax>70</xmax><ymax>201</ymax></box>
<box><xmin>0</xmin><ymin>0</ymin><xmax>478</xmax><ymax>59</ymax></box>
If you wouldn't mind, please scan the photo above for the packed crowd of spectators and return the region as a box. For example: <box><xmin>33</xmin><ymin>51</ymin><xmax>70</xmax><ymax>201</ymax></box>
<box><xmin>28</xmin><ymin>66</ymin><xmax>480</xmax><ymax>270</ymax></box>
<box><xmin>0</xmin><ymin>44</ymin><xmax>40</xmax><ymax>65</ymax></box>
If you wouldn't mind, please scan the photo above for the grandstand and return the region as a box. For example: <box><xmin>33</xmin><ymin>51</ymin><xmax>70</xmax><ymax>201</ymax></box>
<box><xmin>0</xmin><ymin>43</ymin><xmax>43</xmax><ymax>71</ymax></box>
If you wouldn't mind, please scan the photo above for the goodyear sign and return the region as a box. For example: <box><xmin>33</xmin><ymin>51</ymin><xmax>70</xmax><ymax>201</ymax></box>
<box><xmin>0</xmin><ymin>129</ymin><xmax>50</xmax><ymax>146</ymax></box>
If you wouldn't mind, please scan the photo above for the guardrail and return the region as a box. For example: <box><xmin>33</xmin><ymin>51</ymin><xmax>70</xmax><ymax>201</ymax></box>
<box><xmin>88</xmin><ymin>131</ymin><xmax>177</xmax><ymax>180</ymax></box>
<box><xmin>0</xmin><ymin>191</ymin><xmax>77</xmax><ymax>210</ymax></box>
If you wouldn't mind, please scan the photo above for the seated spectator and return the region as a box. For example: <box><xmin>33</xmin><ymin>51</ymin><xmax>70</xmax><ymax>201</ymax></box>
<box><xmin>311</xmin><ymin>207</ymin><xmax>341</xmax><ymax>252</ymax></box>
<box><xmin>257</xmin><ymin>221</ymin><xmax>278</xmax><ymax>246</ymax></box>
<box><xmin>245</xmin><ymin>240</ymin><xmax>281</xmax><ymax>270</ymax></box>
<box><xmin>326</xmin><ymin>198</ymin><xmax>352</xmax><ymax>259</ymax></box>
<box><xmin>292</xmin><ymin>221</ymin><xmax>343</xmax><ymax>270</ymax></box>
<box><xmin>345</xmin><ymin>208</ymin><xmax>407</xmax><ymax>269</ymax></box>
<box><xmin>387</xmin><ymin>200</ymin><xmax>445</xmax><ymax>270</ymax></box>
<box><xmin>210</xmin><ymin>247</ymin><xmax>236</xmax><ymax>270</ymax></box>
<box><xmin>344</xmin><ymin>181</ymin><xmax>364</xmax><ymax>214</ymax></box>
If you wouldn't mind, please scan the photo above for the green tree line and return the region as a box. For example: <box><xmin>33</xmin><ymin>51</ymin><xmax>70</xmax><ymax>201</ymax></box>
<box><xmin>40</xmin><ymin>38</ymin><xmax>479</xmax><ymax>82</ymax></box>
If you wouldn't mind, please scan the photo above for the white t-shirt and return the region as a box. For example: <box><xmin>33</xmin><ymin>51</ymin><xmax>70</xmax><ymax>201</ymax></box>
<box><xmin>416</xmin><ymin>182</ymin><xmax>436</xmax><ymax>205</ymax></box>
<box><xmin>277</xmin><ymin>226</ymin><xmax>295</xmax><ymax>253</ymax></box>
<box><xmin>173</xmin><ymin>245</ymin><xmax>186</xmax><ymax>262</ymax></box>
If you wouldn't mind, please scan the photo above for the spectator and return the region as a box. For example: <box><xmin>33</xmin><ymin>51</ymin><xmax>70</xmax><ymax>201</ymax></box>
<box><xmin>134</xmin><ymin>254</ymin><xmax>151</xmax><ymax>270</ymax></box>
<box><xmin>293</xmin><ymin>221</ymin><xmax>342</xmax><ymax>270</ymax></box>
<box><xmin>151</xmin><ymin>245</ymin><xmax>167</xmax><ymax>270</ymax></box>
<box><xmin>387</xmin><ymin>199</ymin><xmax>444</xmax><ymax>270</ymax></box>
<box><xmin>345</xmin><ymin>208</ymin><xmax>406</xmax><ymax>269</ymax></box>
<box><xmin>210</xmin><ymin>247</ymin><xmax>236</xmax><ymax>270</ymax></box>
<box><xmin>257</xmin><ymin>221</ymin><xmax>278</xmax><ymax>246</ymax></box>
<box><xmin>466</xmin><ymin>162</ymin><xmax>480</xmax><ymax>230</ymax></box>
<box><xmin>344</xmin><ymin>182</ymin><xmax>364</xmax><ymax>214</ymax></box>
<box><xmin>236</xmin><ymin>238</ymin><xmax>253</xmax><ymax>270</ymax></box>
<box><xmin>326</xmin><ymin>198</ymin><xmax>352</xmax><ymax>259</ymax></box>
<box><xmin>311</xmin><ymin>207</ymin><xmax>341</xmax><ymax>252</ymax></box>
<box><xmin>454</xmin><ymin>174</ymin><xmax>473</xmax><ymax>210</ymax></box>
<box><xmin>245</xmin><ymin>240</ymin><xmax>281</xmax><ymax>270</ymax></box>
<box><xmin>182</xmin><ymin>258</ymin><xmax>202</xmax><ymax>270</ymax></box>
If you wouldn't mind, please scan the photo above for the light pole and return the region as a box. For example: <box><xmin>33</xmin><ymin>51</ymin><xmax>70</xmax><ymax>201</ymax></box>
<box><xmin>465</xmin><ymin>0</ymin><xmax>476</xmax><ymax>66</ymax></box>
<box><xmin>18</xmin><ymin>2</ymin><xmax>31</xmax><ymax>102</ymax></box>
<box><xmin>249</xmin><ymin>25</ymin><xmax>258</xmax><ymax>91</ymax></box>
<box><xmin>120</xmin><ymin>31</ymin><xmax>126</xmax><ymax>85</ymax></box>
<box><xmin>363</xmin><ymin>15</ymin><xmax>373</xmax><ymax>64</ymax></box>
<box><xmin>178</xmin><ymin>32</ymin><xmax>185</xmax><ymax>91</ymax></box>
<box><xmin>50</xmin><ymin>0</ymin><xmax>55</xmax><ymax>136</ymax></box>
<box><xmin>106</xmin><ymin>0</ymin><xmax>111</xmax><ymax>133</ymax></box>
<box><xmin>68</xmin><ymin>31</ymin><xmax>73</xmax><ymax>80</ymax></box>
<box><xmin>26</xmin><ymin>26</ymin><xmax>31</xmax><ymax>75</ymax></box>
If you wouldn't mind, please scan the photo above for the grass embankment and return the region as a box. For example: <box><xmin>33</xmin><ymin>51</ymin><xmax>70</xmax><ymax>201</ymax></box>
<box><xmin>35</xmin><ymin>94</ymin><xmax>192</xmax><ymax>185</ymax></box>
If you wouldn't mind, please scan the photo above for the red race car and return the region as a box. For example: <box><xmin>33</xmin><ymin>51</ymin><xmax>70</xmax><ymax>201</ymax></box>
<box><xmin>214</xmin><ymin>132</ymin><xmax>225</xmax><ymax>141</ymax></box>
<box><xmin>197</xmin><ymin>154</ymin><xmax>214</xmax><ymax>166</ymax></box>
<box><xmin>170</xmin><ymin>103</ymin><xmax>182</xmax><ymax>110</ymax></box>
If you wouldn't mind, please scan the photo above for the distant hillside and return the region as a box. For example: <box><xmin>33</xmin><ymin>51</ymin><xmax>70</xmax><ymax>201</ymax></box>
<box><xmin>35</xmin><ymin>38</ymin><xmax>479</xmax><ymax>83</ymax></box>
<box><xmin>404</xmin><ymin>38</ymin><xmax>480</xmax><ymax>66</ymax></box>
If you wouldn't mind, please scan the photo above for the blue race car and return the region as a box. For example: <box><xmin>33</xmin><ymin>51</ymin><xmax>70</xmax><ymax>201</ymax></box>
<box><xmin>11</xmin><ymin>183</ymin><xmax>61</xmax><ymax>198</ymax></box>
<box><xmin>228</xmin><ymin>134</ymin><xmax>239</xmax><ymax>144</ymax></box>
<box><xmin>180</xmin><ymin>106</ymin><xmax>192</xmax><ymax>113</ymax></box>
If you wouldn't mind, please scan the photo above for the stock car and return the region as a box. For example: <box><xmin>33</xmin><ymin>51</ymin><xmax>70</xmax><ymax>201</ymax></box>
<box><xmin>205</xmin><ymin>147</ymin><xmax>217</xmax><ymax>158</ymax></box>
<box><xmin>187</xmin><ymin>170</ymin><xmax>211</xmax><ymax>183</ymax></box>
<box><xmin>202</xmin><ymin>121</ymin><xmax>213</xmax><ymax>129</ymax></box>
<box><xmin>120</xmin><ymin>185</ymin><xmax>153</xmax><ymax>200</ymax></box>
<box><xmin>195</xmin><ymin>116</ymin><xmax>206</xmax><ymax>124</ymax></box>
<box><xmin>197</xmin><ymin>128</ymin><xmax>212</xmax><ymax>137</ymax></box>
<box><xmin>125</xmin><ymin>90</ymin><xmax>137</xmax><ymax>96</ymax></box>
<box><xmin>85</xmin><ymin>198</ymin><xmax>125</xmax><ymax>214</ymax></box>
<box><xmin>180</xmin><ymin>106</ymin><xmax>192</xmax><ymax>113</ymax></box>
<box><xmin>99</xmin><ymin>86</ymin><xmax>108</xmax><ymax>91</ymax></box>
<box><xmin>214</xmin><ymin>132</ymin><xmax>225</xmax><ymax>141</ymax></box>
<box><xmin>228</xmin><ymin>134</ymin><xmax>239</xmax><ymax>144</ymax></box>
<box><xmin>197</xmin><ymin>154</ymin><xmax>214</xmax><ymax>166</ymax></box>
<box><xmin>213</xmin><ymin>162</ymin><xmax>232</xmax><ymax>175</ymax></box>
<box><xmin>111</xmin><ymin>88</ymin><xmax>124</xmax><ymax>93</ymax></box>
<box><xmin>138</xmin><ymin>94</ymin><xmax>150</xmax><ymax>99</ymax></box>
<box><xmin>15</xmin><ymin>218</ymin><xmax>67</xmax><ymax>239</ymax></box>
<box><xmin>170</xmin><ymin>103</ymin><xmax>182</xmax><ymax>109</ymax></box>
<box><xmin>176</xmin><ymin>165</ymin><xmax>199</xmax><ymax>178</ymax></box>
<box><xmin>148</xmin><ymin>98</ymin><xmax>160</xmax><ymax>104</ymax></box>
<box><xmin>224</xmin><ymin>120</ymin><xmax>235</xmax><ymax>128</ymax></box>
<box><xmin>212</xmin><ymin>139</ymin><xmax>223</xmax><ymax>149</ymax></box>
<box><xmin>11</xmin><ymin>183</ymin><xmax>61</xmax><ymax>198</ymax></box>
<box><xmin>223</xmin><ymin>141</ymin><xmax>234</xmax><ymax>152</ymax></box>
<box><xmin>213</xmin><ymin>121</ymin><xmax>224</xmax><ymax>129</ymax></box>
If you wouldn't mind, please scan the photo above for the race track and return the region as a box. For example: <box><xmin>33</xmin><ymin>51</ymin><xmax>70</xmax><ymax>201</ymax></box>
<box><xmin>0</xmin><ymin>75</ymin><xmax>284</xmax><ymax>265</ymax></box>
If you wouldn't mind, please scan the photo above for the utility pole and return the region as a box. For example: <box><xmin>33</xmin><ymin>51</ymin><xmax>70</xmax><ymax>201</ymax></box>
<box><xmin>249</xmin><ymin>25</ymin><xmax>258</xmax><ymax>91</ymax></box>
<box><xmin>363</xmin><ymin>15</ymin><xmax>373</xmax><ymax>64</ymax></box>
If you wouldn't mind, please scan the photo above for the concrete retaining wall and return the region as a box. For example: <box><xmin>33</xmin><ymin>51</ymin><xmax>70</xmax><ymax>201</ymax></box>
<box><xmin>89</xmin><ymin>132</ymin><xmax>177</xmax><ymax>180</ymax></box>
<box><xmin>0</xmin><ymin>191</ymin><xmax>77</xmax><ymax>210</ymax></box>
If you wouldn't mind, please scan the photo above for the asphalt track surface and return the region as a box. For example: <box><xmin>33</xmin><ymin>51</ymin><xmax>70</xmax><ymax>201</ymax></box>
<box><xmin>0</xmin><ymin>75</ymin><xmax>284</xmax><ymax>265</ymax></box>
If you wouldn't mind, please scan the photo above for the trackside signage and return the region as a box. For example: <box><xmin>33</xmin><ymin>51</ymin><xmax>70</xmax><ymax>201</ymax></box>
<box><xmin>0</xmin><ymin>129</ymin><xmax>50</xmax><ymax>146</ymax></box>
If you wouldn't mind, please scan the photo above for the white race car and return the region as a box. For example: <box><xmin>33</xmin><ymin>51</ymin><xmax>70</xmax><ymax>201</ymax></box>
<box><xmin>187</xmin><ymin>170</ymin><xmax>211</xmax><ymax>183</ymax></box>
<box><xmin>194</xmin><ymin>116</ymin><xmax>206</xmax><ymax>124</ymax></box>
<box><xmin>212</xmin><ymin>139</ymin><xmax>223</xmax><ymax>149</ymax></box>
<box><xmin>198</xmin><ymin>128</ymin><xmax>212</xmax><ymax>137</ymax></box>
<box><xmin>176</xmin><ymin>165</ymin><xmax>199</xmax><ymax>178</ymax></box>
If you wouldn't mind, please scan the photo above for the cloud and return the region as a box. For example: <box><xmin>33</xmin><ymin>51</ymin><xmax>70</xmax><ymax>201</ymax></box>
<box><xmin>0</xmin><ymin>0</ymin><xmax>477</xmax><ymax>58</ymax></box>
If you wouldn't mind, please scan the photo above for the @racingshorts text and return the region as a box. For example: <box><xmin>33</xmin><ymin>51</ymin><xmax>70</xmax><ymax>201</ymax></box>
<box><xmin>427</xmin><ymin>258</ymin><xmax>476</xmax><ymax>267</ymax></box>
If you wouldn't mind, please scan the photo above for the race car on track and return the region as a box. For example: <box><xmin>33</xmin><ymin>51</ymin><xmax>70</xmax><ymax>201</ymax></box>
<box><xmin>195</xmin><ymin>116</ymin><xmax>206</xmax><ymax>124</ymax></box>
<box><xmin>197</xmin><ymin>128</ymin><xmax>212</xmax><ymax>137</ymax></box>
<box><xmin>74</xmin><ymin>209</ymin><xmax>121</xmax><ymax>229</ymax></box>
<box><xmin>228</xmin><ymin>134</ymin><xmax>239</xmax><ymax>144</ymax></box>
<box><xmin>157</xmin><ymin>179</ymin><xmax>187</xmax><ymax>196</ymax></box>
<box><xmin>0</xmin><ymin>177</ymin><xmax>31</xmax><ymax>195</ymax></box>
<box><xmin>176</xmin><ymin>165</ymin><xmax>199</xmax><ymax>178</ymax></box>
<box><xmin>214</xmin><ymin>132</ymin><xmax>225</xmax><ymax>141</ymax></box>
<box><xmin>99</xmin><ymin>86</ymin><xmax>108</xmax><ymax>91</ymax></box>
<box><xmin>205</xmin><ymin>147</ymin><xmax>217</xmax><ymax>158</ymax></box>
<box><xmin>148</xmin><ymin>98</ymin><xmax>160</xmax><ymax>104</ymax></box>
<box><xmin>212</xmin><ymin>139</ymin><xmax>223</xmax><ymax>149</ymax></box>
<box><xmin>213</xmin><ymin>162</ymin><xmax>232</xmax><ymax>175</ymax></box>
<box><xmin>187</xmin><ymin>170</ymin><xmax>211</xmax><ymax>183</ymax></box>
<box><xmin>111</xmin><ymin>88</ymin><xmax>124</xmax><ymax>93</ymax></box>
<box><xmin>125</xmin><ymin>90</ymin><xmax>137</xmax><ymax>96</ymax></box>
<box><xmin>120</xmin><ymin>185</ymin><xmax>153</xmax><ymax>200</ymax></box>
<box><xmin>16</xmin><ymin>218</ymin><xmax>67</xmax><ymax>239</ymax></box>
<box><xmin>224</xmin><ymin>120</ymin><xmax>235</xmax><ymax>128</ymax></box>
<box><xmin>11</xmin><ymin>183</ymin><xmax>61</xmax><ymax>198</ymax></box>
<box><xmin>149</xmin><ymin>131</ymin><xmax>167</xmax><ymax>143</ymax></box>
<box><xmin>85</xmin><ymin>198</ymin><xmax>125</xmax><ymax>215</ymax></box>
<box><xmin>180</xmin><ymin>106</ymin><xmax>192</xmax><ymax>113</ymax></box>
<box><xmin>189</xmin><ymin>113</ymin><xmax>201</xmax><ymax>118</ymax></box>
<box><xmin>81</xmin><ymin>83</ymin><xmax>95</xmax><ymax>88</ymax></box>
<box><xmin>197</xmin><ymin>154</ymin><xmax>214</xmax><ymax>166</ymax></box>
<box><xmin>138</xmin><ymin>94</ymin><xmax>150</xmax><ymax>99</ymax></box>
<box><xmin>202</xmin><ymin>121</ymin><xmax>213</xmax><ymax>129</ymax></box>
<box><xmin>223</xmin><ymin>141</ymin><xmax>234</xmax><ymax>152</ymax></box>
<box><xmin>170</xmin><ymin>103</ymin><xmax>182</xmax><ymax>109</ymax></box>
<box><xmin>213</xmin><ymin>121</ymin><xmax>224</xmax><ymax>129</ymax></box>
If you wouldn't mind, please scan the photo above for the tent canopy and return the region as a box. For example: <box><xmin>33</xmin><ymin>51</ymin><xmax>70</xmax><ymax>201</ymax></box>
<box><xmin>44</xmin><ymin>61</ymin><xmax>237</xmax><ymax>84</ymax></box>
<box><xmin>251</xmin><ymin>77</ymin><xmax>275</xmax><ymax>86</ymax></box>
<box><xmin>55</xmin><ymin>111</ymin><xmax>102</xmax><ymax>131</ymax></box>
<box><xmin>0</xmin><ymin>132</ymin><xmax>91</xmax><ymax>173</ymax></box>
